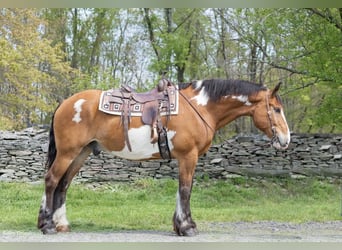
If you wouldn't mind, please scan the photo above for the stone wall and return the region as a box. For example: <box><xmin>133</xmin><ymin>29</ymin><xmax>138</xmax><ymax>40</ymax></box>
<box><xmin>0</xmin><ymin>128</ymin><xmax>341</xmax><ymax>183</ymax></box>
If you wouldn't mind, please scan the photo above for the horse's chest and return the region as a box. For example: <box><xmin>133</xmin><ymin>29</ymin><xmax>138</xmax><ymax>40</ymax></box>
<box><xmin>110</xmin><ymin>125</ymin><xmax>176</xmax><ymax>160</ymax></box>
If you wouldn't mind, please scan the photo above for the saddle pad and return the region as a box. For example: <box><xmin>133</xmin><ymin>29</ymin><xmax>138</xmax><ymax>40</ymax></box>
<box><xmin>98</xmin><ymin>86</ymin><xmax>179</xmax><ymax>117</ymax></box>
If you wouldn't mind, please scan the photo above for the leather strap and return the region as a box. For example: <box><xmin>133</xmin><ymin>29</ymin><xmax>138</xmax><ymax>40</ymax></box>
<box><xmin>178</xmin><ymin>91</ymin><xmax>215</xmax><ymax>134</ymax></box>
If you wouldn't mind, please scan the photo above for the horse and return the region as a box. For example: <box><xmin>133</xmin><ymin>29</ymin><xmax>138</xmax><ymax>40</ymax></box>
<box><xmin>37</xmin><ymin>78</ymin><xmax>290</xmax><ymax>236</ymax></box>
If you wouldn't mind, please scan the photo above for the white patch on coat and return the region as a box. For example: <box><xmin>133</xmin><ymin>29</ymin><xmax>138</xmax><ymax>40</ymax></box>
<box><xmin>232</xmin><ymin>95</ymin><xmax>252</xmax><ymax>106</ymax></box>
<box><xmin>280</xmin><ymin>110</ymin><xmax>290</xmax><ymax>141</ymax></box>
<box><xmin>72</xmin><ymin>99</ymin><xmax>86</xmax><ymax>123</ymax></box>
<box><xmin>111</xmin><ymin>125</ymin><xmax>176</xmax><ymax>160</ymax></box>
<box><xmin>191</xmin><ymin>87</ymin><xmax>209</xmax><ymax>106</ymax></box>
<box><xmin>274</xmin><ymin>109</ymin><xmax>291</xmax><ymax>149</ymax></box>
<box><xmin>52</xmin><ymin>203</ymin><xmax>69</xmax><ymax>228</ymax></box>
<box><xmin>194</xmin><ymin>80</ymin><xmax>203</xmax><ymax>90</ymax></box>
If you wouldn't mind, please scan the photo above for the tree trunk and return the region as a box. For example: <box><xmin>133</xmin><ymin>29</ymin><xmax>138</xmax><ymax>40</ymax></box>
<box><xmin>89</xmin><ymin>10</ymin><xmax>106</xmax><ymax>71</ymax></box>
<box><xmin>143</xmin><ymin>8</ymin><xmax>160</xmax><ymax>60</ymax></box>
<box><xmin>70</xmin><ymin>8</ymin><xmax>78</xmax><ymax>69</ymax></box>
<box><xmin>165</xmin><ymin>8</ymin><xmax>173</xmax><ymax>33</ymax></box>
<box><xmin>248</xmin><ymin>44</ymin><xmax>257</xmax><ymax>83</ymax></box>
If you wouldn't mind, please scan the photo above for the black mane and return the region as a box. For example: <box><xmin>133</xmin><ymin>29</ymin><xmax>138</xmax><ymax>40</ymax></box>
<box><xmin>179</xmin><ymin>79</ymin><xmax>267</xmax><ymax>102</ymax></box>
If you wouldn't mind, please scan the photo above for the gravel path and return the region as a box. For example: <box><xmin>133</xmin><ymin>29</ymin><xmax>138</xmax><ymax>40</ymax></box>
<box><xmin>1</xmin><ymin>221</ymin><xmax>342</xmax><ymax>242</ymax></box>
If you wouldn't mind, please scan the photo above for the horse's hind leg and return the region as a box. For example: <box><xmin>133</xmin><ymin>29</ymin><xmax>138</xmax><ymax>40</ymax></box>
<box><xmin>38</xmin><ymin>147</ymin><xmax>91</xmax><ymax>234</ymax></box>
<box><xmin>52</xmin><ymin>146</ymin><xmax>92</xmax><ymax>233</ymax></box>
<box><xmin>38</xmin><ymin>154</ymin><xmax>72</xmax><ymax>234</ymax></box>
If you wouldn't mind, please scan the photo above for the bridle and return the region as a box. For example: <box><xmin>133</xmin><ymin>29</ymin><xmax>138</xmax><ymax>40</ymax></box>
<box><xmin>265</xmin><ymin>90</ymin><xmax>279</xmax><ymax>146</ymax></box>
<box><xmin>179</xmin><ymin>86</ymin><xmax>281</xmax><ymax>146</ymax></box>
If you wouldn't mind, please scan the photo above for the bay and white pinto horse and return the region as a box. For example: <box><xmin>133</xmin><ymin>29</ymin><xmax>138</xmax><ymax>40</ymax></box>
<box><xmin>38</xmin><ymin>79</ymin><xmax>290</xmax><ymax>236</ymax></box>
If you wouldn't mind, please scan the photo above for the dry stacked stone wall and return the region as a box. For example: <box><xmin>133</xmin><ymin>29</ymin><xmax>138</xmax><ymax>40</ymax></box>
<box><xmin>0</xmin><ymin>128</ymin><xmax>341</xmax><ymax>183</ymax></box>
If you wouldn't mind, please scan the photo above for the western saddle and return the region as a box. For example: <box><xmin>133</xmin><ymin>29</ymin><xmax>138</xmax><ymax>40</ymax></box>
<box><xmin>98</xmin><ymin>78</ymin><xmax>178</xmax><ymax>160</ymax></box>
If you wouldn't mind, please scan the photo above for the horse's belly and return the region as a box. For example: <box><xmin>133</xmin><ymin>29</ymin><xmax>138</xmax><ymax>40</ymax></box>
<box><xmin>110</xmin><ymin>125</ymin><xmax>176</xmax><ymax>160</ymax></box>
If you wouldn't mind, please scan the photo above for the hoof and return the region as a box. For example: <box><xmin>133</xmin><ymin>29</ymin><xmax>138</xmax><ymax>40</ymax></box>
<box><xmin>56</xmin><ymin>224</ymin><xmax>70</xmax><ymax>233</ymax></box>
<box><xmin>40</xmin><ymin>220</ymin><xmax>57</xmax><ymax>235</ymax></box>
<box><xmin>174</xmin><ymin>225</ymin><xmax>198</xmax><ymax>236</ymax></box>
<box><xmin>182</xmin><ymin>227</ymin><xmax>198</xmax><ymax>237</ymax></box>
<box><xmin>42</xmin><ymin>226</ymin><xmax>57</xmax><ymax>235</ymax></box>
<box><xmin>173</xmin><ymin>213</ymin><xmax>198</xmax><ymax>236</ymax></box>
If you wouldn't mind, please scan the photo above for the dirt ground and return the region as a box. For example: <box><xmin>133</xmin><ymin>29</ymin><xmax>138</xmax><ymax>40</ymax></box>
<box><xmin>1</xmin><ymin>221</ymin><xmax>341</xmax><ymax>242</ymax></box>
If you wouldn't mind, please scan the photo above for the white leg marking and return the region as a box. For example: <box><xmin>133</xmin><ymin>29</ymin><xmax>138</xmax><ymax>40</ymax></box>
<box><xmin>232</xmin><ymin>95</ymin><xmax>252</xmax><ymax>106</ymax></box>
<box><xmin>40</xmin><ymin>194</ymin><xmax>46</xmax><ymax>210</ymax></box>
<box><xmin>112</xmin><ymin>125</ymin><xmax>176</xmax><ymax>160</ymax></box>
<box><xmin>175</xmin><ymin>190</ymin><xmax>191</xmax><ymax>228</ymax></box>
<box><xmin>175</xmin><ymin>191</ymin><xmax>185</xmax><ymax>221</ymax></box>
<box><xmin>72</xmin><ymin>99</ymin><xmax>86</xmax><ymax>123</ymax></box>
<box><xmin>52</xmin><ymin>203</ymin><xmax>69</xmax><ymax>228</ymax></box>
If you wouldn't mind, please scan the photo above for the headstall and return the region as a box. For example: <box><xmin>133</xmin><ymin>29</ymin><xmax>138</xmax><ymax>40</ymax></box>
<box><xmin>265</xmin><ymin>90</ymin><xmax>278</xmax><ymax>146</ymax></box>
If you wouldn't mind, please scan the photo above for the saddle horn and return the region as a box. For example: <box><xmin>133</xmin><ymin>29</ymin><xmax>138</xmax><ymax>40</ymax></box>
<box><xmin>158</xmin><ymin>78</ymin><xmax>169</xmax><ymax>92</ymax></box>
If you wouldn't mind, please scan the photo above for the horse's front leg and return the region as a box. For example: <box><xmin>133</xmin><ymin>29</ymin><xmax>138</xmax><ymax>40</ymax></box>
<box><xmin>173</xmin><ymin>154</ymin><xmax>198</xmax><ymax>236</ymax></box>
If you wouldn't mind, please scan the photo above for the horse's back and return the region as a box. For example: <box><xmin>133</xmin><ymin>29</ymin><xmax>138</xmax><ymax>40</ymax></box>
<box><xmin>53</xmin><ymin>89</ymin><xmax>115</xmax><ymax>147</ymax></box>
<box><xmin>60</xmin><ymin>89</ymin><xmax>102</xmax><ymax>109</ymax></box>
<box><xmin>55</xmin><ymin>89</ymin><xmax>102</xmax><ymax>124</ymax></box>
<box><xmin>52</xmin><ymin>87</ymin><xmax>212</xmax><ymax>160</ymax></box>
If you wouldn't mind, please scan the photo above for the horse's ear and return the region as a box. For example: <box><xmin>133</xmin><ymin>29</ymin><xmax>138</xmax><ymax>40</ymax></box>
<box><xmin>271</xmin><ymin>82</ymin><xmax>282</xmax><ymax>97</ymax></box>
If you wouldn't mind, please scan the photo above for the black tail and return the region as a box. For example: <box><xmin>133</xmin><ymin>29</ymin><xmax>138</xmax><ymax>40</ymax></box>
<box><xmin>45</xmin><ymin>107</ymin><xmax>59</xmax><ymax>170</ymax></box>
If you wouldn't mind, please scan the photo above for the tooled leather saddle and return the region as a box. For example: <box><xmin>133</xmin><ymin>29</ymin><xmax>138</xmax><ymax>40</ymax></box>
<box><xmin>98</xmin><ymin>79</ymin><xmax>178</xmax><ymax>159</ymax></box>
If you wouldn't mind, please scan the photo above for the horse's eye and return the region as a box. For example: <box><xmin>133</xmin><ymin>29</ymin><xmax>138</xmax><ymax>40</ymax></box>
<box><xmin>273</xmin><ymin>107</ymin><xmax>281</xmax><ymax>113</ymax></box>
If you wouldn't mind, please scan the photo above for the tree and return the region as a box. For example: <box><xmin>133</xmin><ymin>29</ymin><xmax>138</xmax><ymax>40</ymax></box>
<box><xmin>0</xmin><ymin>9</ymin><xmax>74</xmax><ymax>129</ymax></box>
<box><xmin>43</xmin><ymin>8</ymin><xmax>153</xmax><ymax>91</ymax></box>
<box><xmin>142</xmin><ymin>8</ymin><xmax>208</xmax><ymax>82</ymax></box>
<box><xmin>214</xmin><ymin>8</ymin><xmax>342</xmax><ymax>133</ymax></box>
<box><xmin>1</xmin><ymin>8</ymin><xmax>340</xmax><ymax>133</ymax></box>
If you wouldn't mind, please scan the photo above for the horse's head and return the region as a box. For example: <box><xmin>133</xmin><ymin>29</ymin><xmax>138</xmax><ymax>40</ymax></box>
<box><xmin>252</xmin><ymin>82</ymin><xmax>290</xmax><ymax>150</ymax></box>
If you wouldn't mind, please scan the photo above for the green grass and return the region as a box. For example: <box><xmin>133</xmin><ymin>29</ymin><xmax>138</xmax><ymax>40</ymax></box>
<box><xmin>0</xmin><ymin>177</ymin><xmax>341</xmax><ymax>232</ymax></box>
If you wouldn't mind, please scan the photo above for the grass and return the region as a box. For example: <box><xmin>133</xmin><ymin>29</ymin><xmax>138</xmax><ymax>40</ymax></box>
<box><xmin>0</xmin><ymin>177</ymin><xmax>341</xmax><ymax>232</ymax></box>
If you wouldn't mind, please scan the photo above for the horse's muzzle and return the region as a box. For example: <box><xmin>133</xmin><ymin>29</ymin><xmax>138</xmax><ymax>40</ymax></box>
<box><xmin>272</xmin><ymin>133</ymin><xmax>290</xmax><ymax>150</ymax></box>
<box><xmin>272</xmin><ymin>141</ymin><xmax>289</xmax><ymax>150</ymax></box>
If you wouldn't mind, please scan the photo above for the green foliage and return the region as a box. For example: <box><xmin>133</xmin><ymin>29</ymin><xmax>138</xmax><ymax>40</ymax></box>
<box><xmin>0</xmin><ymin>116</ymin><xmax>15</xmax><ymax>130</ymax></box>
<box><xmin>315</xmin><ymin>85</ymin><xmax>342</xmax><ymax>132</ymax></box>
<box><xmin>223</xmin><ymin>8</ymin><xmax>342</xmax><ymax>133</ymax></box>
<box><xmin>1</xmin><ymin>8</ymin><xmax>340</xmax><ymax>133</ymax></box>
<box><xmin>0</xmin><ymin>9</ymin><xmax>74</xmax><ymax>129</ymax></box>
<box><xmin>145</xmin><ymin>9</ymin><xmax>207</xmax><ymax>82</ymax></box>
<box><xmin>276</xmin><ymin>9</ymin><xmax>341</xmax><ymax>132</ymax></box>
<box><xmin>0</xmin><ymin>178</ymin><xmax>341</xmax><ymax>232</ymax></box>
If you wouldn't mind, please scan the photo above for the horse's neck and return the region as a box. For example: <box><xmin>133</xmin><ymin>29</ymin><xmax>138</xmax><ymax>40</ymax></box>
<box><xmin>206</xmin><ymin>97</ymin><xmax>257</xmax><ymax>130</ymax></box>
<box><xmin>180</xmin><ymin>87</ymin><xmax>259</xmax><ymax>131</ymax></box>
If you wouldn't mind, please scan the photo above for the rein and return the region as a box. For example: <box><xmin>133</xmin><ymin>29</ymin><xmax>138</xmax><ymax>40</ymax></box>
<box><xmin>178</xmin><ymin>91</ymin><xmax>216</xmax><ymax>134</ymax></box>
<box><xmin>265</xmin><ymin>90</ymin><xmax>278</xmax><ymax>146</ymax></box>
